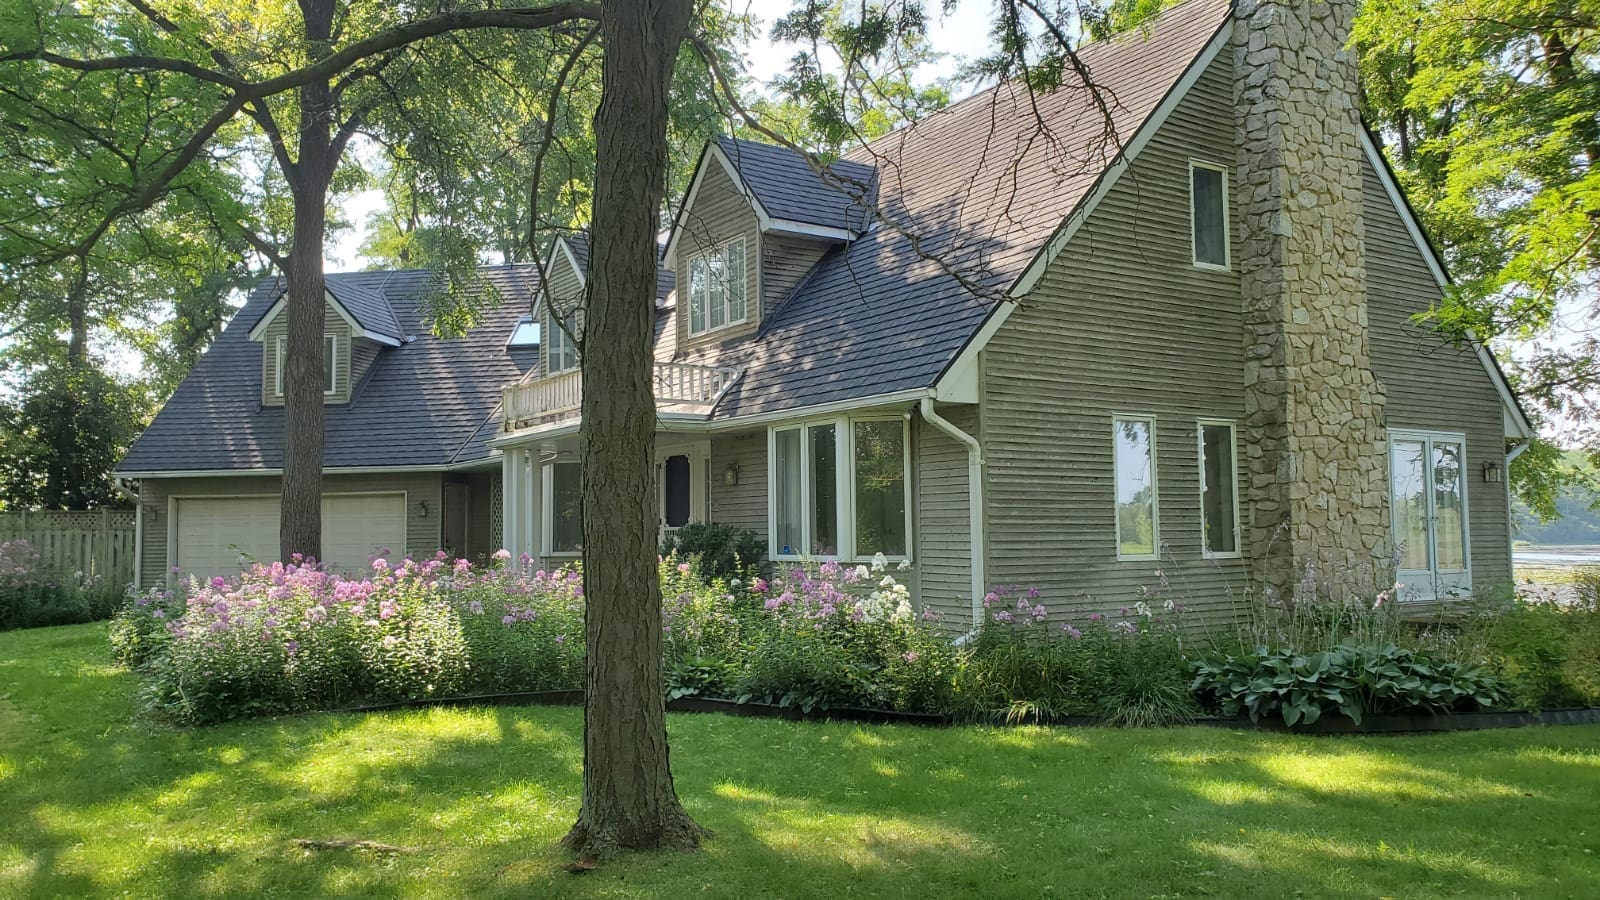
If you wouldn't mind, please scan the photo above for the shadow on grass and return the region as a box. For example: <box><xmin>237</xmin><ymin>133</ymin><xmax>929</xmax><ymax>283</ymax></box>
<box><xmin>2</xmin><ymin>625</ymin><xmax>1599</xmax><ymax>898</ymax></box>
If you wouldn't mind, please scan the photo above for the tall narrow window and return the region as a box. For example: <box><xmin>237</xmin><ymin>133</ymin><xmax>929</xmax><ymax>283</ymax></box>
<box><xmin>1432</xmin><ymin>439</ymin><xmax>1466</xmax><ymax>571</ymax></box>
<box><xmin>687</xmin><ymin>237</ymin><xmax>748</xmax><ymax>336</ymax></box>
<box><xmin>546</xmin><ymin>309</ymin><xmax>578</xmax><ymax>373</ymax></box>
<box><xmin>809</xmin><ymin>423</ymin><xmax>838</xmax><ymax>555</ymax></box>
<box><xmin>1114</xmin><ymin>416</ymin><xmax>1159</xmax><ymax>559</ymax></box>
<box><xmin>773</xmin><ymin>428</ymin><xmax>803</xmax><ymax>556</ymax></box>
<box><xmin>1191</xmin><ymin>162</ymin><xmax>1228</xmax><ymax>268</ymax></box>
<box><xmin>1198</xmin><ymin>421</ymin><xmax>1239</xmax><ymax>557</ymax></box>
<box><xmin>548</xmin><ymin>461</ymin><xmax>583</xmax><ymax>554</ymax></box>
<box><xmin>853</xmin><ymin>419</ymin><xmax>908</xmax><ymax>557</ymax></box>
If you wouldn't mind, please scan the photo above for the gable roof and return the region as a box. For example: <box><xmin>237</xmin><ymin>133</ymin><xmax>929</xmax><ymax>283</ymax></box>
<box><xmin>713</xmin><ymin>135</ymin><xmax>876</xmax><ymax>232</ymax></box>
<box><xmin>245</xmin><ymin>278</ymin><xmax>407</xmax><ymax>346</ymax></box>
<box><xmin>118</xmin><ymin>265</ymin><xmax>539</xmax><ymax>475</ymax></box>
<box><xmin>545</xmin><ymin>231</ymin><xmax>676</xmax><ymax>305</ymax></box>
<box><xmin>707</xmin><ymin>0</ymin><xmax>1232</xmax><ymax>417</ymax></box>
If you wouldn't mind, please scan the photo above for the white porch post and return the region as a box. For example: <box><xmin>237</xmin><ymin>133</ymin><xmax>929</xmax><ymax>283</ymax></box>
<box><xmin>501</xmin><ymin>448</ymin><xmax>520</xmax><ymax>556</ymax></box>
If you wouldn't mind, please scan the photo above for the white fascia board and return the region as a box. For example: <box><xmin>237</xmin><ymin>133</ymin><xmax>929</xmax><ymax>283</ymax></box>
<box><xmin>246</xmin><ymin>289</ymin><xmax>399</xmax><ymax>346</ymax></box>
<box><xmin>1358</xmin><ymin>133</ymin><xmax>1536</xmax><ymax>442</ymax></box>
<box><xmin>1008</xmin><ymin>22</ymin><xmax>1231</xmax><ymax>299</ymax></box>
<box><xmin>765</xmin><ymin>219</ymin><xmax>854</xmax><ymax>242</ymax></box>
<box><xmin>663</xmin><ymin>142</ymin><xmax>772</xmax><ymax>266</ymax></box>
<box><xmin>706</xmin><ymin>388</ymin><xmax>931</xmax><ymax>431</ymax></box>
<box><xmin>934</xmin><ymin>300</ymin><xmax>1017</xmax><ymax>403</ymax></box>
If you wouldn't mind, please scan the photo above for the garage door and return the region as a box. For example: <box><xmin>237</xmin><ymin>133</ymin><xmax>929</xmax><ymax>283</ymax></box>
<box><xmin>173</xmin><ymin>493</ymin><xmax>408</xmax><ymax>579</ymax></box>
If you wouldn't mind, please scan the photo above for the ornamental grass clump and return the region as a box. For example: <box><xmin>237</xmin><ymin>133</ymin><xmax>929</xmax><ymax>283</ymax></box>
<box><xmin>955</xmin><ymin>588</ymin><xmax>1200</xmax><ymax>726</ymax></box>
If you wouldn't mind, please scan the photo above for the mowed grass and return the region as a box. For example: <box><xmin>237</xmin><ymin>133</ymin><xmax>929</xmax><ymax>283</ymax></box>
<box><xmin>2</xmin><ymin>625</ymin><xmax>1598</xmax><ymax>898</ymax></box>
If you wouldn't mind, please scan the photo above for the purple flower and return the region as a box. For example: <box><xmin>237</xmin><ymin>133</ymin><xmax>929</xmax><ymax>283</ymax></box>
<box><xmin>284</xmin><ymin>640</ymin><xmax>299</xmax><ymax>655</ymax></box>
<box><xmin>555</xmin><ymin>634</ymin><xmax>567</xmax><ymax>645</ymax></box>
<box><xmin>1063</xmin><ymin>624</ymin><xmax>1082</xmax><ymax>639</ymax></box>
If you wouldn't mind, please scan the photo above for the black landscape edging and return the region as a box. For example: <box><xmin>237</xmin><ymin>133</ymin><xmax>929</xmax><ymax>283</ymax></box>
<box><xmin>335</xmin><ymin>690</ymin><xmax>1600</xmax><ymax>734</ymax></box>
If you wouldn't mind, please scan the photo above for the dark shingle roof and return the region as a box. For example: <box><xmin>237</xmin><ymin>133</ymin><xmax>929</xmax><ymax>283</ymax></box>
<box><xmin>715</xmin><ymin>135</ymin><xmax>876</xmax><ymax>233</ymax></box>
<box><xmin>327</xmin><ymin>279</ymin><xmax>404</xmax><ymax>342</ymax></box>
<box><xmin>118</xmin><ymin>265</ymin><xmax>539</xmax><ymax>474</ymax></box>
<box><xmin>555</xmin><ymin>231</ymin><xmax>676</xmax><ymax>302</ymax></box>
<box><xmin>710</xmin><ymin>0</ymin><xmax>1228</xmax><ymax>418</ymax></box>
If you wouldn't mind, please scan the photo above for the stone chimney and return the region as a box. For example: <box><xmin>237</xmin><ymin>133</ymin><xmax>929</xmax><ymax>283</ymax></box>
<box><xmin>1234</xmin><ymin>0</ymin><xmax>1390</xmax><ymax>592</ymax></box>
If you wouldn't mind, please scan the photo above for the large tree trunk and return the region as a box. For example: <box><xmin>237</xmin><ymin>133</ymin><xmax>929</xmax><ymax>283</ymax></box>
<box><xmin>563</xmin><ymin>0</ymin><xmax>704</xmax><ymax>858</ymax></box>
<box><xmin>279</xmin><ymin>2</ymin><xmax>337</xmax><ymax>563</ymax></box>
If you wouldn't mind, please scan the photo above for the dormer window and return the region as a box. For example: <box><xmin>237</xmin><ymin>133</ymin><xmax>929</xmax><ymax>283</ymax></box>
<box><xmin>687</xmin><ymin>237</ymin><xmax>747</xmax><ymax>336</ymax></box>
<box><xmin>274</xmin><ymin>333</ymin><xmax>338</xmax><ymax>397</ymax></box>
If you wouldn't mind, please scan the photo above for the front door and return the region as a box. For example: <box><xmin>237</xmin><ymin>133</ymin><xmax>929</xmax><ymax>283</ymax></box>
<box><xmin>1390</xmin><ymin>431</ymin><xmax>1471</xmax><ymax>600</ymax></box>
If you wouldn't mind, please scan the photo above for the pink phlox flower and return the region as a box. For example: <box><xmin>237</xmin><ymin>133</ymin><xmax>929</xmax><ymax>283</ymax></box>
<box><xmin>1063</xmin><ymin>624</ymin><xmax>1082</xmax><ymax>639</ymax></box>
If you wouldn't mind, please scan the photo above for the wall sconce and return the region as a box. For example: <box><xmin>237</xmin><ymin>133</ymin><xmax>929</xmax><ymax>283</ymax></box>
<box><xmin>417</xmin><ymin>499</ymin><xmax>430</xmax><ymax>518</ymax></box>
<box><xmin>1482</xmin><ymin>461</ymin><xmax>1504</xmax><ymax>484</ymax></box>
<box><xmin>723</xmin><ymin>462</ymin><xmax>740</xmax><ymax>487</ymax></box>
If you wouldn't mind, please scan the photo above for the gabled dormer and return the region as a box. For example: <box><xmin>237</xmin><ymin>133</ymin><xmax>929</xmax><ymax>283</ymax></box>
<box><xmin>662</xmin><ymin>137</ymin><xmax>876</xmax><ymax>352</ymax></box>
<box><xmin>538</xmin><ymin>234</ymin><xmax>588</xmax><ymax>378</ymax></box>
<box><xmin>246</xmin><ymin>282</ymin><xmax>404</xmax><ymax>406</ymax></box>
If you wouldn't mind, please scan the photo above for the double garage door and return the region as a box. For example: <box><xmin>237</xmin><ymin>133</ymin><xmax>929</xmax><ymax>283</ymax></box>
<box><xmin>172</xmin><ymin>493</ymin><xmax>408</xmax><ymax>579</ymax></box>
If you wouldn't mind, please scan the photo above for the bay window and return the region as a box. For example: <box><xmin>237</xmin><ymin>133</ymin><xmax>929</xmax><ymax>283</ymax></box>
<box><xmin>769</xmin><ymin>415</ymin><xmax>910</xmax><ymax>560</ymax></box>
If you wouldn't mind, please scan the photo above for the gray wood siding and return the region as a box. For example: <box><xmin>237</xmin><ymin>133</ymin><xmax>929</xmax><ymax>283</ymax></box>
<box><xmin>137</xmin><ymin>472</ymin><xmax>444</xmax><ymax>586</ymax></box>
<box><xmin>1364</xmin><ymin>162</ymin><xmax>1514</xmax><ymax>593</ymax></box>
<box><xmin>541</xmin><ymin>247</ymin><xmax>585</xmax><ymax>377</ymax></box>
<box><xmin>709</xmin><ymin>430</ymin><xmax>767</xmax><ymax>538</ymax></box>
<box><xmin>761</xmin><ymin>233</ymin><xmax>830</xmax><ymax>316</ymax></box>
<box><xmin>676</xmin><ymin>162</ymin><xmax>761</xmax><ymax>350</ymax></box>
<box><xmin>916</xmin><ymin>405</ymin><xmax>976</xmax><ymax>623</ymax></box>
<box><xmin>981</xmin><ymin>51</ymin><xmax>1252</xmax><ymax>623</ymax></box>
<box><xmin>260</xmin><ymin>304</ymin><xmax>354</xmax><ymax>406</ymax></box>
<box><xmin>349</xmin><ymin>338</ymin><xmax>382</xmax><ymax>394</ymax></box>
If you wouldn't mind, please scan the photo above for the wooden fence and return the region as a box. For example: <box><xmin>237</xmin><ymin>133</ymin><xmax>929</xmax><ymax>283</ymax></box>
<box><xmin>0</xmin><ymin>510</ymin><xmax>137</xmax><ymax>588</ymax></box>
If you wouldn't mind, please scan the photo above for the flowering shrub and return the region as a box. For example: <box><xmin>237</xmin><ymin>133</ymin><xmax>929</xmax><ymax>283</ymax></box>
<box><xmin>954</xmin><ymin>588</ymin><xmax>1200</xmax><ymax>726</ymax></box>
<box><xmin>1481</xmin><ymin>586</ymin><xmax>1600</xmax><ymax>711</ymax></box>
<box><xmin>734</xmin><ymin>555</ymin><xmax>960</xmax><ymax>712</ymax></box>
<box><xmin>1</xmin><ymin>538</ymin><xmax>121</xmax><ymax>631</ymax></box>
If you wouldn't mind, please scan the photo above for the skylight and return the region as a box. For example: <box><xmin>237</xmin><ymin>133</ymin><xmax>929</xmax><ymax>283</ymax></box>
<box><xmin>507</xmin><ymin>316</ymin><xmax>540</xmax><ymax>348</ymax></box>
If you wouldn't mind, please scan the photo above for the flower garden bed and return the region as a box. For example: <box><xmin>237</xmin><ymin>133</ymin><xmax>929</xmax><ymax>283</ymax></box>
<box><xmin>108</xmin><ymin>550</ymin><xmax>1600</xmax><ymax>731</ymax></box>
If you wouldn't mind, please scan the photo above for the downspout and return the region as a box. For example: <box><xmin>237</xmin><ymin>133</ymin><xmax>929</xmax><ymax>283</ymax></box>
<box><xmin>113</xmin><ymin>476</ymin><xmax>142</xmax><ymax>591</ymax></box>
<box><xmin>919</xmin><ymin>395</ymin><xmax>985</xmax><ymax>636</ymax></box>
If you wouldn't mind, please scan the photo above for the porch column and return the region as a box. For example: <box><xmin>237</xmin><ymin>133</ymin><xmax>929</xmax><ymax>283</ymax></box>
<box><xmin>501</xmin><ymin>449</ymin><xmax>520</xmax><ymax>556</ymax></box>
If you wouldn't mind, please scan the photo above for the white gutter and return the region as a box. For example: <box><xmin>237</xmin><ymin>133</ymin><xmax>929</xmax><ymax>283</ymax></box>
<box><xmin>919</xmin><ymin>395</ymin><xmax>985</xmax><ymax>635</ymax></box>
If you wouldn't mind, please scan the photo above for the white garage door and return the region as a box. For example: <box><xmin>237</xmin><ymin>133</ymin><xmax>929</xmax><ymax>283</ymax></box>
<box><xmin>173</xmin><ymin>493</ymin><xmax>408</xmax><ymax>579</ymax></box>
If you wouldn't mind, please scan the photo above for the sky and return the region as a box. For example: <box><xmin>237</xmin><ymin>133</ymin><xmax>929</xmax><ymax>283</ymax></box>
<box><xmin>325</xmin><ymin>0</ymin><xmax>1002</xmax><ymax>269</ymax></box>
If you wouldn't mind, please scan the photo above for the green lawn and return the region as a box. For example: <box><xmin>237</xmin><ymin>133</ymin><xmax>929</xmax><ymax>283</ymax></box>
<box><xmin>2</xmin><ymin>625</ymin><xmax>1598</xmax><ymax>898</ymax></box>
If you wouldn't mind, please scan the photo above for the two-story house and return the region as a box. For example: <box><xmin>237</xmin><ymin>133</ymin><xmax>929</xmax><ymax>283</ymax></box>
<box><xmin>120</xmin><ymin>0</ymin><xmax>1531</xmax><ymax>629</ymax></box>
<box><xmin>492</xmin><ymin>0</ymin><xmax>1531</xmax><ymax>627</ymax></box>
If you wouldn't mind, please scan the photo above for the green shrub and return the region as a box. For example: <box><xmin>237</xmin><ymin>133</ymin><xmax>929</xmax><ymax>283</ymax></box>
<box><xmin>954</xmin><ymin>592</ymin><xmax>1199</xmax><ymax>726</ymax></box>
<box><xmin>1482</xmin><ymin>590</ymin><xmax>1600</xmax><ymax>711</ymax></box>
<box><xmin>660</xmin><ymin>523</ymin><xmax>766</xmax><ymax>581</ymax></box>
<box><xmin>1190</xmin><ymin>643</ymin><xmax>1509</xmax><ymax>726</ymax></box>
<box><xmin>1</xmin><ymin>539</ymin><xmax>122</xmax><ymax>631</ymax></box>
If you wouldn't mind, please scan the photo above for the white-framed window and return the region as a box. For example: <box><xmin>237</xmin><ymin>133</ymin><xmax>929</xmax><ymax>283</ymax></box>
<box><xmin>546</xmin><ymin>308</ymin><xmax>578</xmax><ymax>373</ymax></box>
<box><xmin>274</xmin><ymin>333</ymin><xmax>338</xmax><ymax>397</ymax></box>
<box><xmin>687</xmin><ymin>237</ymin><xmax>748</xmax><ymax>337</ymax></box>
<box><xmin>1189</xmin><ymin>160</ymin><xmax>1230</xmax><ymax>270</ymax></box>
<box><xmin>544</xmin><ymin>460</ymin><xmax>583</xmax><ymax>554</ymax></box>
<box><xmin>1197</xmin><ymin>419</ymin><xmax>1241</xmax><ymax>558</ymax></box>
<box><xmin>1113</xmin><ymin>415</ymin><xmax>1159</xmax><ymax>560</ymax></box>
<box><xmin>769</xmin><ymin>414</ymin><xmax>910</xmax><ymax>560</ymax></box>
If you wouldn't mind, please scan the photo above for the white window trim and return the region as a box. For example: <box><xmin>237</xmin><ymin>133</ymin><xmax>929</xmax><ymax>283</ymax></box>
<box><xmin>1196</xmin><ymin>418</ymin><xmax>1243</xmax><ymax>560</ymax></box>
<box><xmin>1112</xmin><ymin>414</ymin><xmax>1161</xmax><ymax>562</ymax></box>
<box><xmin>687</xmin><ymin>236</ymin><xmax>749</xmax><ymax>338</ymax></box>
<box><xmin>767</xmin><ymin>414</ymin><xmax>913</xmax><ymax>563</ymax></box>
<box><xmin>542</xmin><ymin>459</ymin><xmax>583</xmax><ymax>557</ymax></box>
<box><xmin>1388</xmin><ymin>429</ymin><xmax>1473</xmax><ymax>590</ymax></box>
<box><xmin>1189</xmin><ymin>159</ymin><xmax>1231</xmax><ymax>271</ymax></box>
<box><xmin>274</xmin><ymin>333</ymin><xmax>338</xmax><ymax>398</ymax></box>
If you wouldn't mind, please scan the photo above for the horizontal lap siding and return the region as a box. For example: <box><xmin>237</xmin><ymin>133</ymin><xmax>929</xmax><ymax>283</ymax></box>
<box><xmin>982</xmin><ymin>53</ymin><xmax>1252</xmax><ymax>624</ymax></box>
<box><xmin>710</xmin><ymin>430</ymin><xmax>768</xmax><ymax>541</ymax></box>
<box><xmin>762</xmin><ymin>234</ymin><xmax>830</xmax><ymax>315</ymax></box>
<box><xmin>917</xmin><ymin>406</ymin><xmax>976</xmax><ymax>624</ymax></box>
<box><xmin>1364</xmin><ymin>164</ymin><xmax>1513</xmax><ymax>594</ymax></box>
<box><xmin>542</xmin><ymin>250</ymin><xmax>584</xmax><ymax>377</ymax></box>
<box><xmin>137</xmin><ymin>472</ymin><xmax>444</xmax><ymax>586</ymax></box>
<box><xmin>261</xmin><ymin>306</ymin><xmax>354</xmax><ymax>406</ymax></box>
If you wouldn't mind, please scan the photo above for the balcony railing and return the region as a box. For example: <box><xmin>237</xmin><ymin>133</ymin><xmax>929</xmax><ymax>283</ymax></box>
<box><xmin>503</xmin><ymin>361</ymin><xmax>741</xmax><ymax>433</ymax></box>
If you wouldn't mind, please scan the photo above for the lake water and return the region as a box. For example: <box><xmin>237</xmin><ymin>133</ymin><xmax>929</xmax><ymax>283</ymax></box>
<box><xmin>1515</xmin><ymin>546</ymin><xmax>1600</xmax><ymax>566</ymax></box>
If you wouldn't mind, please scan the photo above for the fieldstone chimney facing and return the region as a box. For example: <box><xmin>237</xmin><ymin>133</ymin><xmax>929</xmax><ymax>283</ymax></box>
<box><xmin>1234</xmin><ymin>0</ymin><xmax>1390</xmax><ymax>592</ymax></box>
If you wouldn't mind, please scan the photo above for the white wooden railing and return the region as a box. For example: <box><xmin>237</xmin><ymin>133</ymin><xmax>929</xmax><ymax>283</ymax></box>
<box><xmin>503</xmin><ymin>362</ymin><xmax>740</xmax><ymax>432</ymax></box>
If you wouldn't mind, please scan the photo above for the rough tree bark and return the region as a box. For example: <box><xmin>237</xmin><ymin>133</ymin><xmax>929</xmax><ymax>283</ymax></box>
<box><xmin>563</xmin><ymin>0</ymin><xmax>706</xmax><ymax>857</ymax></box>
<box><xmin>278</xmin><ymin>0</ymin><xmax>339</xmax><ymax>563</ymax></box>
